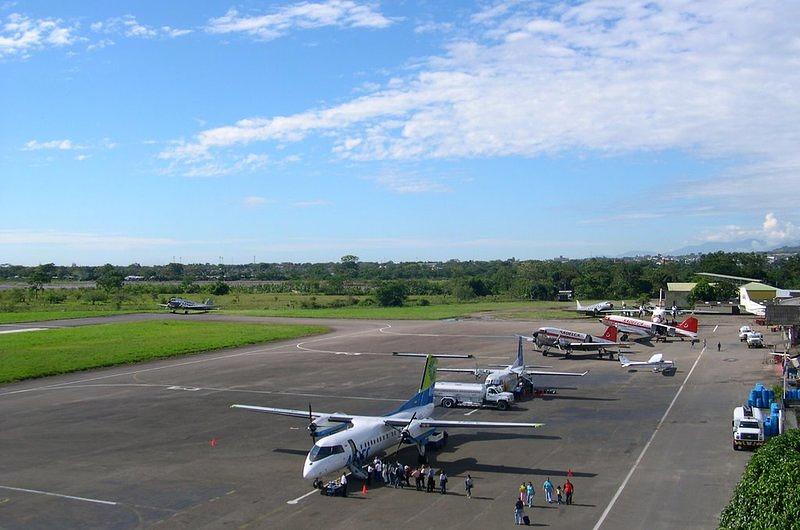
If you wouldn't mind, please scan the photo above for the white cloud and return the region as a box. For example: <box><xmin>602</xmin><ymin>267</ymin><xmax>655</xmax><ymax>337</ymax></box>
<box><xmin>0</xmin><ymin>12</ymin><xmax>77</xmax><ymax>57</ymax></box>
<box><xmin>698</xmin><ymin>212</ymin><xmax>798</xmax><ymax>245</ymax></box>
<box><xmin>242</xmin><ymin>196</ymin><xmax>270</xmax><ymax>207</ymax></box>
<box><xmin>91</xmin><ymin>15</ymin><xmax>191</xmax><ymax>40</ymax></box>
<box><xmin>164</xmin><ymin>0</ymin><xmax>800</xmax><ymax>207</ymax></box>
<box><xmin>0</xmin><ymin>229</ymin><xmax>176</xmax><ymax>248</ymax></box>
<box><xmin>414</xmin><ymin>20</ymin><xmax>453</xmax><ymax>34</ymax></box>
<box><xmin>74</xmin><ymin>154</ymin><xmax>89</xmax><ymax>161</ymax></box>
<box><xmin>370</xmin><ymin>173</ymin><xmax>451</xmax><ymax>194</ymax></box>
<box><xmin>174</xmin><ymin>153</ymin><xmax>269</xmax><ymax>177</ymax></box>
<box><xmin>23</xmin><ymin>139</ymin><xmax>75</xmax><ymax>151</ymax></box>
<box><xmin>205</xmin><ymin>1</ymin><xmax>393</xmax><ymax>40</ymax></box>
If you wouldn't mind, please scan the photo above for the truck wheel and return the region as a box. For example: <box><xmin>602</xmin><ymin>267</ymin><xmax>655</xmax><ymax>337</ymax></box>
<box><xmin>542</xmin><ymin>351</ymin><xmax>547</xmax><ymax>357</ymax></box>
<box><xmin>733</xmin><ymin>442</ymin><xmax>739</xmax><ymax>451</ymax></box>
<box><xmin>441</xmin><ymin>398</ymin><xmax>455</xmax><ymax>408</ymax></box>
<box><xmin>496</xmin><ymin>400</ymin><xmax>509</xmax><ymax>411</ymax></box>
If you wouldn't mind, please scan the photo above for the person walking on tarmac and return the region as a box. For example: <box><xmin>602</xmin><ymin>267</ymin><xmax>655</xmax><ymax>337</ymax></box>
<box><xmin>519</xmin><ymin>483</ymin><xmax>526</xmax><ymax>502</ymax></box>
<box><xmin>439</xmin><ymin>470</ymin><xmax>448</xmax><ymax>494</ymax></box>
<box><xmin>427</xmin><ymin>467</ymin><xmax>436</xmax><ymax>493</ymax></box>
<box><xmin>526</xmin><ymin>482</ymin><xmax>535</xmax><ymax>507</ymax></box>
<box><xmin>465</xmin><ymin>475</ymin><xmax>473</xmax><ymax>498</ymax></box>
<box><xmin>556</xmin><ymin>485</ymin><xmax>563</xmax><ymax>505</ymax></box>
<box><xmin>564</xmin><ymin>480</ymin><xmax>574</xmax><ymax>505</ymax></box>
<box><xmin>543</xmin><ymin>477</ymin><xmax>554</xmax><ymax>503</ymax></box>
<box><xmin>514</xmin><ymin>498</ymin><xmax>525</xmax><ymax>525</ymax></box>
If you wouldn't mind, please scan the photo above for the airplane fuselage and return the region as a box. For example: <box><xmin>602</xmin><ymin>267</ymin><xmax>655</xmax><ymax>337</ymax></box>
<box><xmin>302</xmin><ymin>404</ymin><xmax>435</xmax><ymax>480</ymax></box>
<box><xmin>602</xmin><ymin>315</ymin><xmax>697</xmax><ymax>340</ymax></box>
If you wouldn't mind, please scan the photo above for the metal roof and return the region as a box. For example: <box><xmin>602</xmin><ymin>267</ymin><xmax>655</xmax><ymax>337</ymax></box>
<box><xmin>740</xmin><ymin>282</ymin><xmax>776</xmax><ymax>291</ymax></box>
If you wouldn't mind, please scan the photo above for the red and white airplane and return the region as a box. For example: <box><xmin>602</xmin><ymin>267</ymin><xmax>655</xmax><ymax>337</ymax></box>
<box><xmin>528</xmin><ymin>325</ymin><xmax>627</xmax><ymax>359</ymax></box>
<box><xmin>601</xmin><ymin>315</ymin><xmax>699</xmax><ymax>342</ymax></box>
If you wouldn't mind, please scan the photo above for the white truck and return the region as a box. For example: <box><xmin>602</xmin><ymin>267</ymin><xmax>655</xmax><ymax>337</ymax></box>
<box><xmin>746</xmin><ymin>332</ymin><xmax>764</xmax><ymax>348</ymax></box>
<box><xmin>732</xmin><ymin>405</ymin><xmax>765</xmax><ymax>450</ymax></box>
<box><xmin>434</xmin><ymin>381</ymin><xmax>515</xmax><ymax>411</ymax></box>
<box><xmin>738</xmin><ymin>326</ymin><xmax>753</xmax><ymax>342</ymax></box>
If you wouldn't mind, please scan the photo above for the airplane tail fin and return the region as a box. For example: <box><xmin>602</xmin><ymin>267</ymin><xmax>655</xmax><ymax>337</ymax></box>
<box><xmin>512</xmin><ymin>336</ymin><xmax>524</xmax><ymax>368</ymax></box>
<box><xmin>677</xmin><ymin>316</ymin><xmax>698</xmax><ymax>333</ymax></box>
<box><xmin>392</xmin><ymin>355</ymin><xmax>437</xmax><ymax>413</ymax></box>
<box><xmin>602</xmin><ymin>325</ymin><xmax>618</xmax><ymax>342</ymax></box>
<box><xmin>618</xmin><ymin>354</ymin><xmax>630</xmax><ymax>366</ymax></box>
<box><xmin>648</xmin><ymin>353</ymin><xmax>663</xmax><ymax>363</ymax></box>
<box><xmin>739</xmin><ymin>287</ymin><xmax>751</xmax><ymax>305</ymax></box>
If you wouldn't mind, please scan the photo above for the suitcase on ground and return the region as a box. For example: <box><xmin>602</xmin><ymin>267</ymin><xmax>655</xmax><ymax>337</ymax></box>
<box><xmin>523</xmin><ymin>515</ymin><xmax>530</xmax><ymax>526</ymax></box>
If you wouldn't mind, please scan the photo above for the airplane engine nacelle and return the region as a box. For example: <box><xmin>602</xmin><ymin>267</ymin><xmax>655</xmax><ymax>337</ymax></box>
<box><xmin>308</xmin><ymin>414</ymin><xmax>348</xmax><ymax>439</ymax></box>
<box><xmin>558</xmin><ymin>337</ymin><xmax>571</xmax><ymax>349</ymax></box>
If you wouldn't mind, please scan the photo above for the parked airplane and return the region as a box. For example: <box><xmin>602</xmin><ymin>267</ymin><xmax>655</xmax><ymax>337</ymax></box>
<box><xmin>159</xmin><ymin>297</ymin><xmax>218</xmax><ymax>313</ymax></box>
<box><xmin>619</xmin><ymin>353</ymin><xmax>676</xmax><ymax>374</ymax></box>
<box><xmin>529</xmin><ymin>325</ymin><xmax>627</xmax><ymax>359</ymax></box>
<box><xmin>601</xmin><ymin>314</ymin><xmax>699</xmax><ymax>342</ymax></box>
<box><xmin>437</xmin><ymin>337</ymin><xmax>587</xmax><ymax>390</ymax></box>
<box><xmin>566</xmin><ymin>300</ymin><xmax>617</xmax><ymax>316</ymax></box>
<box><xmin>739</xmin><ymin>287</ymin><xmax>766</xmax><ymax>317</ymax></box>
<box><xmin>231</xmin><ymin>356</ymin><xmax>544</xmax><ymax>480</ymax></box>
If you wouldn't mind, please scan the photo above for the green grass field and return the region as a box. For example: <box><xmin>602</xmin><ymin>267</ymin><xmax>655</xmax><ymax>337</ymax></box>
<box><xmin>0</xmin><ymin>321</ymin><xmax>327</xmax><ymax>384</ymax></box>
<box><xmin>0</xmin><ymin>310</ymin><xmax>148</xmax><ymax>324</ymax></box>
<box><xmin>226</xmin><ymin>300</ymin><xmax>586</xmax><ymax>320</ymax></box>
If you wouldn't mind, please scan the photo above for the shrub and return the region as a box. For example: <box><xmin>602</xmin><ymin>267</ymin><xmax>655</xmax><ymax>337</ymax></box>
<box><xmin>418</xmin><ymin>298</ymin><xmax>430</xmax><ymax>306</ymax></box>
<box><xmin>719</xmin><ymin>429</ymin><xmax>800</xmax><ymax>529</ymax></box>
<box><xmin>374</xmin><ymin>281</ymin><xmax>408</xmax><ymax>307</ymax></box>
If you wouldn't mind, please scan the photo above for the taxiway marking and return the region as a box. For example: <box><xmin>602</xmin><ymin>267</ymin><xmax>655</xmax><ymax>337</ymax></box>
<box><xmin>286</xmin><ymin>489</ymin><xmax>318</xmax><ymax>505</ymax></box>
<box><xmin>0</xmin><ymin>485</ymin><xmax>118</xmax><ymax>506</ymax></box>
<box><xmin>0</xmin><ymin>327</ymin><xmax>47</xmax><ymax>334</ymax></box>
<box><xmin>592</xmin><ymin>346</ymin><xmax>706</xmax><ymax>530</ymax></box>
<box><xmin>713</xmin><ymin>325</ymin><xmax>719</xmax><ymax>333</ymax></box>
<box><xmin>463</xmin><ymin>408</ymin><xmax>478</xmax><ymax>416</ymax></box>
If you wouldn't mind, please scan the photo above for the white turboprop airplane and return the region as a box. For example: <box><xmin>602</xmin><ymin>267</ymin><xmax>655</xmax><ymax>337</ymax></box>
<box><xmin>739</xmin><ymin>287</ymin><xmax>766</xmax><ymax>317</ymax></box>
<box><xmin>231</xmin><ymin>356</ymin><xmax>544</xmax><ymax>480</ymax></box>
<box><xmin>619</xmin><ymin>353</ymin><xmax>676</xmax><ymax>374</ymax></box>
<box><xmin>436</xmin><ymin>337</ymin><xmax>588</xmax><ymax>390</ymax></box>
<box><xmin>529</xmin><ymin>325</ymin><xmax>627</xmax><ymax>359</ymax></box>
<box><xmin>601</xmin><ymin>315</ymin><xmax>699</xmax><ymax>342</ymax></box>
<box><xmin>566</xmin><ymin>300</ymin><xmax>618</xmax><ymax>316</ymax></box>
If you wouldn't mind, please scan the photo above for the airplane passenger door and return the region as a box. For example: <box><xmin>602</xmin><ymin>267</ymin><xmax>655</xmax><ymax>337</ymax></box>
<box><xmin>346</xmin><ymin>439</ymin><xmax>359</xmax><ymax>464</ymax></box>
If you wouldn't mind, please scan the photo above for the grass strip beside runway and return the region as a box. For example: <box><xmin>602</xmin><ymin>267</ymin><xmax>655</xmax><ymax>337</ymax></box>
<box><xmin>226</xmin><ymin>301</ymin><xmax>582</xmax><ymax>320</ymax></box>
<box><xmin>0</xmin><ymin>321</ymin><xmax>327</xmax><ymax>383</ymax></box>
<box><xmin>0</xmin><ymin>310</ymin><xmax>146</xmax><ymax>324</ymax></box>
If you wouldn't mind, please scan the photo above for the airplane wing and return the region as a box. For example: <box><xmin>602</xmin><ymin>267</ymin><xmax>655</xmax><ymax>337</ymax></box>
<box><xmin>565</xmin><ymin>342</ymin><xmax>627</xmax><ymax>349</ymax></box>
<box><xmin>385</xmin><ymin>418</ymin><xmax>544</xmax><ymax>429</ymax></box>
<box><xmin>230</xmin><ymin>405</ymin><xmax>353</xmax><ymax>423</ymax></box>
<box><xmin>437</xmin><ymin>368</ymin><xmax>489</xmax><ymax>375</ymax></box>
<box><xmin>524</xmin><ymin>370</ymin><xmax>588</xmax><ymax>377</ymax></box>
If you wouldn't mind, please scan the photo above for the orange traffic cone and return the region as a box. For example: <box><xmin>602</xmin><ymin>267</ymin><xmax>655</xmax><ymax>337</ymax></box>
<box><xmin>361</xmin><ymin>484</ymin><xmax>368</xmax><ymax>495</ymax></box>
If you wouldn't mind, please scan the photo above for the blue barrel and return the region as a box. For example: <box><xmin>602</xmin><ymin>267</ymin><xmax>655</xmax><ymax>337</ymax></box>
<box><xmin>756</xmin><ymin>383</ymin><xmax>764</xmax><ymax>391</ymax></box>
<box><xmin>755</xmin><ymin>397</ymin><xmax>763</xmax><ymax>408</ymax></box>
<box><xmin>750</xmin><ymin>389</ymin><xmax>758</xmax><ymax>403</ymax></box>
<box><xmin>762</xmin><ymin>389</ymin><xmax>769</xmax><ymax>406</ymax></box>
<box><xmin>771</xmin><ymin>402</ymin><xmax>780</xmax><ymax>414</ymax></box>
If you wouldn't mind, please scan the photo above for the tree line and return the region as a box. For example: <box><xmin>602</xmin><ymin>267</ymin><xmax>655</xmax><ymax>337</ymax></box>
<box><xmin>5</xmin><ymin>251</ymin><xmax>800</xmax><ymax>302</ymax></box>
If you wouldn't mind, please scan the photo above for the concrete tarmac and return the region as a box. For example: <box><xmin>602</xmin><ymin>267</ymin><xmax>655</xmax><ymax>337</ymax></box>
<box><xmin>0</xmin><ymin>314</ymin><xmax>778</xmax><ymax>529</ymax></box>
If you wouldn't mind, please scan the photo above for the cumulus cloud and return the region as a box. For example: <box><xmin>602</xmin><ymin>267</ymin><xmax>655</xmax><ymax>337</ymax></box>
<box><xmin>91</xmin><ymin>15</ymin><xmax>191</xmax><ymax>40</ymax></box>
<box><xmin>0</xmin><ymin>13</ymin><xmax>78</xmax><ymax>57</ymax></box>
<box><xmin>698</xmin><ymin>213</ymin><xmax>798</xmax><ymax>245</ymax></box>
<box><xmin>242</xmin><ymin>196</ymin><xmax>270</xmax><ymax>207</ymax></box>
<box><xmin>23</xmin><ymin>139</ymin><xmax>76</xmax><ymax>151</ymax></box>
<box><xmin>205</xmin><ymin>0</ymin><xmax>393</xmax><ymax>40</ymax></box>
<box><xmin>163</xmin><ymin>0</ymin><xmax>800</xmax><ymax>206</ymax></box>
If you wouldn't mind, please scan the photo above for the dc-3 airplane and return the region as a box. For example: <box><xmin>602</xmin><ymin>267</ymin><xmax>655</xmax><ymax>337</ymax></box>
<box><xmin>739</xmin><ymin>287</ymin><xmax>766</xmax><ymax>317</ymax></box>
<box><xmin>619</xmin><ymin>353</ymin><xmax>676</xmax><ymax>374</ymax></box>
<box><xmin>231</xmin><ymin>356</ymin><xmax>544</xmax><ymax>480</ymax></box>
<box><xmin>159</xmin><ymin>297</ymin><xmax>218</xmax><ymax>314</ymax></box>
<box><xmin>436</xmin><ymin>337</ymin><xmax>588</xmax><ymax>390</ymax></box>
<box><xmin>601</xmin><ymin>314</ymin><xmax>699</xmax><ymax>342</ymax></box>
<box><xmin>528</xmin><ymin>325</ymin><xmax>627</xmax><ymax>359</ymax></box>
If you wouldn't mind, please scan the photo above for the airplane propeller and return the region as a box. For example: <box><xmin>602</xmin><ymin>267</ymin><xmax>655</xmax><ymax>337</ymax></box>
<box><xmin>307</xmin><ymin>403</ymin><xmax>317</xmax><ymax>442</ymax></box>
<box><xmin>391</xmin><ymin>411</ymin><xmax>418</xmax><ymax>453</ymax></box>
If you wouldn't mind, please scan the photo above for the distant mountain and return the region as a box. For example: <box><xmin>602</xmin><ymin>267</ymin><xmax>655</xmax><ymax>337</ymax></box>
<box><xmin>669</xmin><ymin>239</ymin><xmax>768</xmax><ymax>256</ymax></box>
<box><xmin>769</xmin><ymin>242</ymin><xmax>800</xmax><ymax>253</ymax></box>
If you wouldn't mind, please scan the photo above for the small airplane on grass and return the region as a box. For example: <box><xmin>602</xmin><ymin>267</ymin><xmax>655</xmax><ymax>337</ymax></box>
<box><xmin>565</xmin><ymin>300</ymin><xmax>620</xmax><ymax>316</ymax></box>
<box><xmin>159</xmin><ymin>297</ymin><xmax>218</xmax><ymax>313</ymax></box>
<box><xmin>436</xmin><ymin>337</ymin><xmax>587</xmax><ymax>390</ymax></box>
<box><xmin>619</xmin><ymin>353</ymin><xmax>676</xmax><ymax>374</ymax></box>
<box><xmin>231</xmin><ymin>356</ymin><xmax>544</xmax><ymax>480</ymax></box>
<box><xmin>528</xmin><ymin>325</ymin><xmax>628</xmax><ymax>359</ymax></box>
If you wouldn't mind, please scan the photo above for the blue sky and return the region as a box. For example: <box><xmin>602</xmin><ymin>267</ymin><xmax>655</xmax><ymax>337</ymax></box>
<box><xmin>2</xmin><ymin>0</ymin><xmax>799</xmax><ymax>265</ymax></box>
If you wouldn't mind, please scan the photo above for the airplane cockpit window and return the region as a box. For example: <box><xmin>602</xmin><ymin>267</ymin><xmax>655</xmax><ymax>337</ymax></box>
<box><xmin>308</xmin><ymin>444</ymin><xmax>345</xmax><ymax>462</ymax></box>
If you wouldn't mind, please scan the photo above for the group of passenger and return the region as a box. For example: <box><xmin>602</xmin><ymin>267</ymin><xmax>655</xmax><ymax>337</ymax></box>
<box><xmin>514</xmin><ymin>477</ymin><xmax>576</xmax><ymax>525</ymax></box>
<box><xmin>365</xmin><ymin>457</ymin><xmax>449</xmax><ymax>494</ymax></box>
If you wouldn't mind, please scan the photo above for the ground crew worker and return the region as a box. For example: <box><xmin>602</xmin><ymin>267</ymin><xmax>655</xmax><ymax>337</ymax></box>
<box><xmin>465</xmin><ymin>475</ymin><xmax>473</xmax><ymax>498</ymax></box>
<box><xmin>439</xmin><ymin>470</ymin><xmax>448</xmax><ymax>494</ymax></box>
<box><xmin>427</xmin><ymin>467</ymin><xmax>435</xmax><ymax>493</ymax></box>
<box><xmin>340</xmin><ymin>473</ymin><xmax>348</xmax><ymax>497</ymax></box>
<box><xmin>564</xmin><ymin>479</ymin><xmax>574</xmax><ymax>505</ymax></box>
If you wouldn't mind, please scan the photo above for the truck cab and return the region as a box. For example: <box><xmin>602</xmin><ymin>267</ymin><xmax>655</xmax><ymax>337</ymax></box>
<box><xmin>739</xmin><ymin>326</ymin><xmax>753</xmax><ymax>342</ymax></box>
<box><xmin>732</xmin><ymin>406</ymin><xmax>765</xmax><ymax>450</ymax></box>
<box><xmin>434</xmin><ymin>382</ymin><xmax>515</xmax><ymax>410</ymax></box>
<box><xmin>746</xmin><ymin>332</ymin><xmax>764</xmax><ymax>348</ymax></box>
